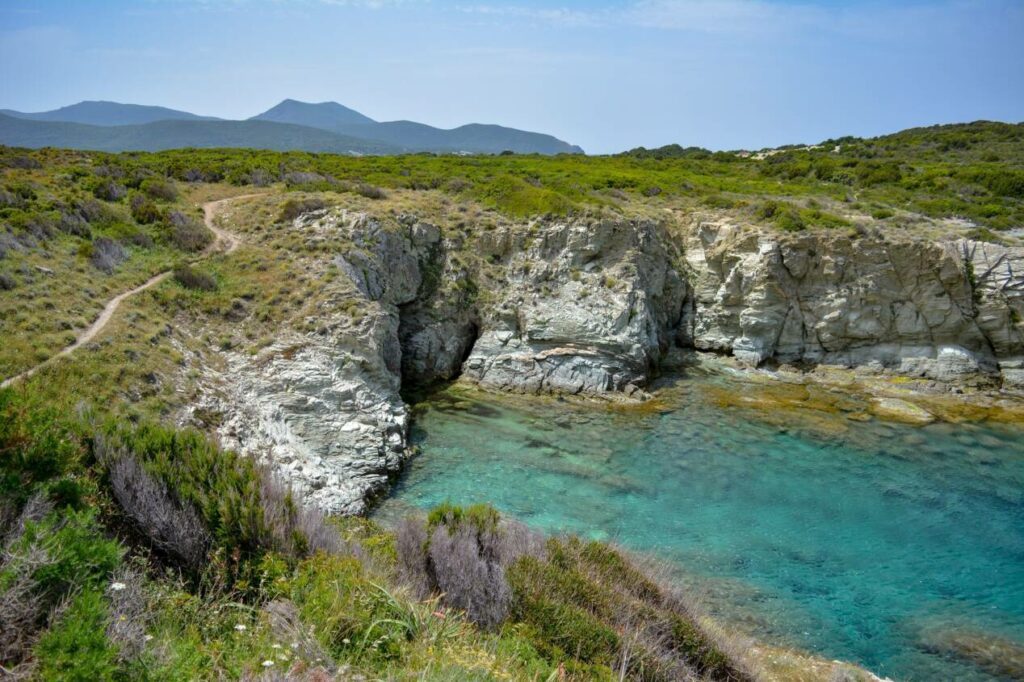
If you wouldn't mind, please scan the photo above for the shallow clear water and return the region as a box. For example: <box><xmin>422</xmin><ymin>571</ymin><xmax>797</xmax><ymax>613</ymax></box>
<box><xmin>375</xmin><ymin>372</ymin><xmax>1024</xmax><ymax>681</ymax></box>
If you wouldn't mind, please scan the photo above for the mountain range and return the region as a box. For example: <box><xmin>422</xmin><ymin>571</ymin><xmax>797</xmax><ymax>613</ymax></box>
<box><xmin>0</xmin><ymin>99</ymin><xmax>583</xmax><ymax>155</ymax></box>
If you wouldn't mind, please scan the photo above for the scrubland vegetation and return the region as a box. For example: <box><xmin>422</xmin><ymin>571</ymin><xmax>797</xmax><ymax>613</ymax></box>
<box><xmin>2</xmin><ymin>121</ymin><xmax>1022</xmax><ymax>679</ymax></box>
<box><xmin>3</xmin><ymin>120</ymin><xmax>1021</xmax><ymax>376</ymax></box>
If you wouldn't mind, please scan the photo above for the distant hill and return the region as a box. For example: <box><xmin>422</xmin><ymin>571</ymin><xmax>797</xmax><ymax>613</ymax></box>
<box><xmin>338</xmin><ymin>120</ymin><xmax>584</xmax><ymax>155</ymax></box>
<box><xmin>251</xmin><ymin>99</ymin><xmax>583</xmax><ymax>154</ymax></box>
<box><xmin>0</xmin><ymin>100</ymin><xmax>221</xmax><ymax>126</ymax></box>
<box><xmin>250</xmin><ymin>99</ymin><xmax>376</xmax><ymax>128</ymax></box>
<box><xmin>0</xmin><ymin>98</ymin><xmax>583</xmax><ymax>155</ymax></box>
<box><xmin>0</xmin><ymin>113</ymin><xmax>401</xmax><ymax>155</ymax></box>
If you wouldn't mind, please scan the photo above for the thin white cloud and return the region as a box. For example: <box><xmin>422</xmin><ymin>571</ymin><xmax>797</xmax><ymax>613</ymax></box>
<box><xmin>149</xmin><ymin>0</ymin><xmax>418</xmax><ymax>7</ymax></box>
<box><xmin>455</xmin><ymin>4</ymin><xmax>609</xmax><ymax>27</ymax></box>
<box><xmin>626</xmin><ymin>0</ymin><xmax>826</xmax><ymax>34</ymax></box>
<box><xmin>457</xmin><ymin>0</ymin><xmax>1022</xmax><ymax>38</ymax></box>
<box><xmin>457</xmin><ymin>0</ymin><xmax>824</xmax><ymax>33</ymax></box>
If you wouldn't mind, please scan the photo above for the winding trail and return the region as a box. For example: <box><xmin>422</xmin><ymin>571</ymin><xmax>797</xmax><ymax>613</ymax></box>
<box><xmin>1</xmin><ymin>193</ymin><xmax>263</xmax><ymax>389</ymax></box>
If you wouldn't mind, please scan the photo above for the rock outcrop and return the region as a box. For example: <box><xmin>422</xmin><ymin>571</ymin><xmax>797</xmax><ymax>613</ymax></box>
<box><xmin>459</xmin><ymin>219</ymin><xmax>687</xmax><ymax>396</ymax></box>
<box><xmin>192</xmin><ymin>207</ymin><xmax>1024</xmax><ymax>515</ymax></box>
<box><xmin>682</xmin><ymin>222</ymin><xmax>1024</xmax><ymax>388</ymax></box>
<box><xmin>193</xmin><ymin>210</ymin><xmax>688</xmax><ymax>513</ymax></box>
<box><xmin>191</xmin><ymin>210</ymin><xmax>439</xmax><ymax>514</ymax></box>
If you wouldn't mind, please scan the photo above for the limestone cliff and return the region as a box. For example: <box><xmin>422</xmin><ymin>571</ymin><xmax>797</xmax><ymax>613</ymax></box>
<box><xmin>682</xmin><ymin>221</ymin><xmax>1024</xmax><ymax>388</ymax></box>
<box><xmin>193</xmin><ymin>207</ymin><xmax>1024</xmax><ymax>514</ymax></box>
<box><xmin>458</xmin><ymin>218</ymin><xmax>686</xmax><ymax>396</ymax></box>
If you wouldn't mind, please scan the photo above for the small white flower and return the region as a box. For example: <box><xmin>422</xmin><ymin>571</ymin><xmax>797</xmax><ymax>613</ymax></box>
<box><xmin>262</xmin><ymin>660</ymin><xmax>274</xmax><ymax>668</ymax></box>
<box><xmin>144</xmin><ymin>635</ymin><xmax>154</xmax><ymax>642</ymax></box>
<box><xmin>271</xmin><ymin>643</ymin><xmax>281</xmax><ymax>649</ymax></box>
<box><xmin>234</xmin><ymin>624</ymin><xmax>247</xmax><ymax>632</ymax></box>
<box><xmin>110</xmin><ymin>582</ymin><xmax>126</xmax><ymax>591</ymax></box>
<box><xmin>291</xmin><ymin>642</ymin><xmax>299</xmax><ymax>650</ymax></box>
<box><xmin>342</xmin><ymin>638</ymin><xmax>351</xmax><ymax>645</ymax></box>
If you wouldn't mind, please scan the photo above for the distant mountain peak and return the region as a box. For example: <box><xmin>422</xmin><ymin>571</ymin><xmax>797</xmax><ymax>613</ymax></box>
<box><xmin>252</xmin><ymin>99</ymin><xmax>377</xmax><ymax>128</ymax></box>
<box><xmin>0</xmin><ymin>98</ymin><xmax>585</xmax><ymax>155</ymax></box>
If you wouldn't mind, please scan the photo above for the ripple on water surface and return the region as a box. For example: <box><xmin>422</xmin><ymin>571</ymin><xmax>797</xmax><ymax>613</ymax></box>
<box><xmin>374</xmin><ymin>374</ymin><xmax>1024</xmax><ymax>681</ymax></box>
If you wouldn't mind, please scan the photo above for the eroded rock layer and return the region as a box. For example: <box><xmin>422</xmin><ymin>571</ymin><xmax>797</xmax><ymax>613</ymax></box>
<box><xmin>194</xmin><ymin>208</ymin><xmax>1024</xmax><ymax>514</ymax></box>
<box><xmin>684</xmin><ymin>222</ymin><xmax>1024</xmax><ymax>388</ymax></box>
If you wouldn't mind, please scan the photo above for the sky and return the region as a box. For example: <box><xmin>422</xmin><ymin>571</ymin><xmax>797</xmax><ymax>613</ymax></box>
<box><xmin>1</xmin><ymin>0</ymin><xmax>1022</xmax><ymax>154</ymax></box>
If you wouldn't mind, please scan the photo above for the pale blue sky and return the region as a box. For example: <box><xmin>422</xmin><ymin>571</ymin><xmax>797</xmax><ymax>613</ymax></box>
<box><xmin>1</xmin><ymin>0</ymin><xmax>1022</xmax><ymax>153</ymax></box>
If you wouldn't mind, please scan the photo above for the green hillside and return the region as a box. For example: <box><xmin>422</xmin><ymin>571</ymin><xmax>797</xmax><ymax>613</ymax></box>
<box><xmin>0</xmin><ymin>100</ymin><xmax>222</xmax><ymax>126</ymax></box>
<box><xmin>0</xmin><ymin>114</ymin><xmax>403</xmax><ymax>155</ymax></box>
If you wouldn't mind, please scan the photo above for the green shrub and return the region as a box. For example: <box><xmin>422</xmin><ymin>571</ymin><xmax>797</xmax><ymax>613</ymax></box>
<box><xmin>173</xmin><ymin>265</ymin><xmax>217</xmax><ymax>291</ymax></box>
<box><xmin>799</xmin><ymin>208</ymin><xmax>848</xmax><ymax>229</ymax></box>
<box><xmin>753</xmin><ymin>199</ymin><xmax>781</xmax><ymax>220</ymax></box>
<box><xmin>92</xmin><ymin>180</ymin><xmax>126</xmax><ymax>202</ymax></box>
<box><xmin>668</xmin><ymin>614</ymin><xmax>734</xmax><ymax>677</ymax></box>
<box><xmin>0</xmin><ymin>390</ymin><xmax>84</xmax><ymax>505</ymax></box>
<box><xmin>703</xmin><ymin>194</ymin><xmax>738</xmax><ymax>209</ymax></box>
<box><xmin>426</xmin><ymin>501</ymin><xmax>500</xmax><ymax>534</ymax></box>
<box><xmin>774</xmin><ymin>210</ymin><xmax>806</xmax><ymax>232</ymax></box>
<box><xmin>355</xmin><ymin>183</ymin><xmax>386</xmax><ymax>200</ymax></box>
<box><xmin>33</xmin><ymin>589</ymin><xmax>119</xmax><ymax>682</ymax></box>
<box><xmin>960</xmin><ymin>166</ymin><xmax>1024</xmax><ymax>198</ymax></box>
<box><xmin>165</xmin><ymin>211</ymin><xmax>213</xmax><ymax>252</ymax></box>
<box><xmin>508</xmin><ymin>556</ymin><xmax>619</xmax><ymax>665</ymax></box>
<box><xmin>278</xmin><ymin>197</ymin><xmax>325</xmax><ymax>222</ymax></box>
<box><xmin>129</xmin><ymin>196</ymin><xmax>162</xmax><ymax>224</ymax></box>
<box><xmin>856</xmin><ymin>161</ymin><xmax>902</xmax><ymax>186</ymax></box>
<box><xmin>140</xmin><ymin>177</ymin><xmax>178</xmax><ymax>201</ymax></box>
<box><xmin>965</xmin><ymin>227</ymin><xmax>1007</xmax><ymax>244</ymax></box>
<box><xmin>9</xmin><ymin>509</ymin><xmax>123</xmax><ymax>602</ymax></box>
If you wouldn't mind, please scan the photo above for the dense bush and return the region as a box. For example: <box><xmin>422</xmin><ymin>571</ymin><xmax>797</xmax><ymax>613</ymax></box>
<box><xmin>244</xmin><ymin>168</ymin><xmax>275</xmax><ymax>186</ymax></box>
<box><xmin>396</xmin><ymin>504</ymin><xmax>748</xmax><ymax>680</ymax></box>
<box><xmin>398</xmin><ymin>504</ymin><xmax>539</xmax><ymax>628</ymax></box>
<box><xmin>752</xmin><ymin>199</ymin><xmax>806</xmax><ymax>232</ymax></box>
<box><xmin>960</xmin><ymin>166</ymin><xmax>1024</xmax><ymax>198</ymax></box>
<box><xmin>129</xmin><ymin>194</ymin><xmax>161</xmax><ymax>224</ymax></box>
<box><xmin>33</xmin><ymin>589</ymin><xmax>120</xmax><ymax>680</ymax></box>
<box><xmin>283</xmin><ymin>171</ymin><xmax>329</xmax><ymax>187</ymax></box>
<box><xmin>173</xmin><ymin>264</ymin><xmax>217</xmax><ymax>291</ymax></box>
<box><xmin>102</xmin><ymin>444</ymin><xmax>212</xmax><ymax>570</ymax></box>
<box><xmin>57</xmin><ymin>209</ymin><xmax>92</xmax><ymax>238</ymax></box>
<box><xmin>165</xmin><ymin>210</ymin><xmax>212</xmax><ymax>252</ymax></box>
<box><xmin>92</xmin><ymin>180</ymin><xmax>126</xmax><ymax>202</ymax></box>
<box><xmin>355</xmin><ymin>182</ymin><xmax>387</xmax><ymax>200</ymax></box>
<box><xmin>140</xmin><ymin>177</ymin><xmax>178</xmax><ymax>201</ymax></box>
<box><xmin>278</xmin><ymin>197</ymin><xmax>326</xmax><ymax>222</ymax></box>
<box><xmin>88</xmin><ymin>237</ymin><xmax>128</xmax><ymax>273</ymax></box>
<box><xmin>0</xmin><ymin>504</ymin><xmax>123</xmax><ymax>675</ymax></box>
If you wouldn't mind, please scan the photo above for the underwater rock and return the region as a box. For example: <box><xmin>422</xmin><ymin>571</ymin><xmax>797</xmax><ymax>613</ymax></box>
<box><xmin>870</xmin><ymin>398</ymin><xmax>936</xmax><ymax>425</ymax></box>
<box><xmin>917</xmin><ymin>626</ymin><xmax>1024</xmax><ymax>680</ymax></box>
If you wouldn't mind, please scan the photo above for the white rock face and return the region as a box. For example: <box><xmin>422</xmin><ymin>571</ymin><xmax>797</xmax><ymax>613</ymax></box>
<box><xmin>190</xmin><ymin>211</ymin><xmax>437</xmax><ymax>514</ymax></box>
<box><xmin>684</xmin><ymin>222</ymin><xmax>1024</xmax><ymax>386</ymax></box>
<box><xmin>191</xmin><ymin>208</ymin><xmax>1024</xmax><ymax>515</ymax></box>
<box><xmin>461</xmin><ymin>218</ymin><xmax>687</xmax><ymax>396</ymax></box>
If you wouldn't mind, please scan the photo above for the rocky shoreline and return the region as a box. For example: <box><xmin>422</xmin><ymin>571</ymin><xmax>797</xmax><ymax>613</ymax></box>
<box><xmin>188</xmin><ymin>208</ymin><xmax>1024</xmax><ymax>514</ymax></box>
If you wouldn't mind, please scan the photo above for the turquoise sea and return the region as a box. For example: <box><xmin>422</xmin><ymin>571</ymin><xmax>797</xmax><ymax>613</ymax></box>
<box><xmin>374</xmin><ymin>370</ymin><xmax>1024</xmax><ymax>681</ymax></box>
